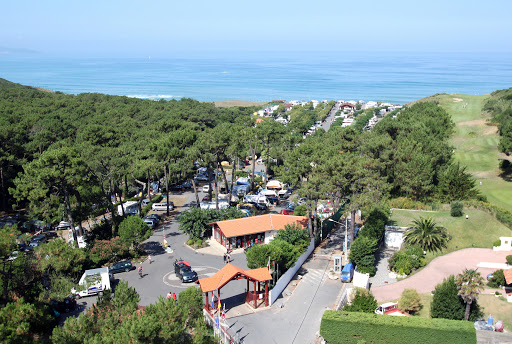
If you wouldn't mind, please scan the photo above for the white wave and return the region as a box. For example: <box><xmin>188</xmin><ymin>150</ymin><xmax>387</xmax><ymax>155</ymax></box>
<box><xmin>221</xmin><ymin>71</ymin><xmax>229</xmax><ymax>74</ymax></box>
<box><xmin>126</xmin><ymin>94</ymin><xmax>179</xmax><ymax>100</ymax></box>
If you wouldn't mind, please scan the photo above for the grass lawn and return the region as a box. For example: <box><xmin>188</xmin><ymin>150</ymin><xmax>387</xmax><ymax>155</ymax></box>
<box><xmin>389</xmin><ymin>208</ymin><xmax>511</xmax><ymax>264</ymax></box>
<box><xmin>423</xmin><ymin>93</ymin><xmax>512</xmax><ymax>211</ymax></box>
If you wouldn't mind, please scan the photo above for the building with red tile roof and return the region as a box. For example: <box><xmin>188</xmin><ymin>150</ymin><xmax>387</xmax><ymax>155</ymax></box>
<box><xmin>209</xmin><ymin>214</ymin><xmax>308</xmax><ymax>251</ymax></box>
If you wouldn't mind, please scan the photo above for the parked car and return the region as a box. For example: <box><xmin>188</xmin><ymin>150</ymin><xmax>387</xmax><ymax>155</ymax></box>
<box><xmin>44</xmin><ymin>232</ymin><xmax>59</xmax><ymax>240</ymax></box>
<box><xmin>141</xmin><ymin>199</ymin><xmax>151</xmax><ymax>207</ymax></box>
<box><xmin>266</xmin><ymin>196</ymin><xmax>279</xmax><ymax>205</ymax></box>
<box><xmin>152</xmin><ymin>202</ymin><xmax>174</xmax><ymax>211</ymax></box>
<box><xmin>169</xmin><ymin>184</ymin><xmax>185</xmax><ymax>192</ymax></box>
<box><xmin>174</xmin><ymin>259</ymin><xmax>198</xmax><ymax>283</ymax></box>
<box><xmin>143</xmin><ymin>218</ymin><xmax>156</xmax><ymax>228</ymax></box>
<box><xmin>181</xmin><ymin>180</ymin><xmax>193</xmax><ymax>189</ymax></box>
<box><xmin>280</xmin><ymin>208</ymin><xmax>294</xmax><ymax>215</ymax></box>
<box><xmin>50</xmin><ymin>297</ymin><xmax>77</xmax><ymax>314</ymax></box>
<box><xmin>145</xmin><ymin>214</ymin><xmax>161</xmax><ymax>224</ymax></box>
<box><xmin>286</xmin><ymin>202</ymin><xmax>297</xmax><ymax>210</ymax></box>
<box><xmin>202</xmin><ymin>185</ymin><xmax>210</xmax><ymax>193</ymax></box>
<box><xmin>202</xmin><ymin>194</ymin><xmax>211</xmax><ymax>202</ymax></box>
<box><xmin>108</xmin><ymin>260</ymin><xmax>134</xmax><ymax>274</ymax></box>
<box><xmin>340</xmin><ymin>262</ymin><xmax>355</xmax><ymax>283</ymax></box>
<box><xmin>29</xmin><ymin>234</ymin><xmax>48</xmax><ymax>248</ymax></box>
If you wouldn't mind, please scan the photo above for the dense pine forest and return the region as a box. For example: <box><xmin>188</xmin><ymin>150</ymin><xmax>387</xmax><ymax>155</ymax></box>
<box><xmin>0</xmin><ymin>78</ymin><xmax>491</xmax><ymax>342</ymax></box>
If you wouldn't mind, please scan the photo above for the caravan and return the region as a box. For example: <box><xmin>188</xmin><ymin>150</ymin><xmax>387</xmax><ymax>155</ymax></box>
<box><xmin>71</xmin><ymin>267</ymin><xmax>112</xmax><ymax>298</ymax></box>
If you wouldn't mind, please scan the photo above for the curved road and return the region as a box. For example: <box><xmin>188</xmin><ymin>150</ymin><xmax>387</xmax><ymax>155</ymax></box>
<box><xmin>372</xmin><ymin>248</ymin><xmax>511</xmax><ymax>302</ymax></box>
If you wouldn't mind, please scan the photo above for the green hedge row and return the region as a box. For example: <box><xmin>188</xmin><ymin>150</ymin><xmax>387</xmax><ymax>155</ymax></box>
<box><xmin>141</xmin><ymin>195</ymin><xmax>163</xmax><ymax>216</ymax></box>
<box><xmin>320</xmin><ymin>311</ymin><xmax>476</xmax><ymax>344</ymax></box>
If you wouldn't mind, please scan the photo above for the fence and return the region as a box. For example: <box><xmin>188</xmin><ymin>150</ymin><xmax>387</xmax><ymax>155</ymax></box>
<box><xmin>335</xmin><ymin>287</ymin><xmax>350</xmax><ymax>311</ymax></box>
<box><xmin>203</xmin><ymin>309</ymin><xmax>236</xmax><ymax>344</ymax></box>
<box><xmin>269</xmin><ymin>237</ymin><xmax>315</xmax><ymax>305</ymax></box>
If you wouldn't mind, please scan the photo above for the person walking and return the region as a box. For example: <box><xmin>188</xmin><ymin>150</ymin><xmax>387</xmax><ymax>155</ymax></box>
<box><xmin>148</xmin><ymin>255</ymin><xmax>152</xmax><ymax>264</ymax></box>
<box><xmin>138</xmin><ymin>266</ymin><xmax>143</xmax><ymax>279</ymax></box>
<box><xmin>172</xmin><ymin>292</ymin><xmax>177</xmax><ymax>301</ymax></box>
<box><xmin>223</xmin><ymin>253</ymin><xmax>227</xmax><ymax>264</ymax></box>
<box><xmin>167</xmin><ymin>291</ymin><xmax>172</xmax><ymax>299</ymax></box>
<box><xmin>227</xmin><ymin>252</ymin><xmax>231</xmax><ymax>263</ymax></box>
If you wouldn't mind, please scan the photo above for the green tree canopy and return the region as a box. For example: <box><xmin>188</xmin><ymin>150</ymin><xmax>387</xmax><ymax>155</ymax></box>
<box><xmin>404</xmin><ymin>217</ymin><xmax>449</xmax><ymax>253</ymax></box>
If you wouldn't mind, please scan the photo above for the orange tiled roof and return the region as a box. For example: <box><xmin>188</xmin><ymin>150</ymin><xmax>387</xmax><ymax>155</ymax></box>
<box><xmin>198</xmin><ymin>263</ymin><xmax>272</xmax><ymax>293</ymax></box>
<box><xmin>209</xmin><ymin>214</ymin><xmax>308</xmax><ymax>238</ymax></box>
<box><xmin>504</xmin><ymin>268</ymin><xmax>512</xmax><ymax>285</ymax></box>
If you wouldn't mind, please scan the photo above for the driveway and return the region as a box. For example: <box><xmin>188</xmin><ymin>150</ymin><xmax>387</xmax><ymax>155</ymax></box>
<box><xmin>372</xmin><ymin>248</ymin><xmax>511</xmax><ymax>302</ymax></box>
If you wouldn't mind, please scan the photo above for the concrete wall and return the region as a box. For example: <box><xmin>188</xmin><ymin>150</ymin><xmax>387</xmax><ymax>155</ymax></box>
<box><xmin>269</xmin><ymin>238</ymin><xmax>315</xmax><ymax>305</ymax></box>
<box><xmin>384</xmin><ymin>226</ymin><xmax>407</xmax><ymax>249</ymax></box>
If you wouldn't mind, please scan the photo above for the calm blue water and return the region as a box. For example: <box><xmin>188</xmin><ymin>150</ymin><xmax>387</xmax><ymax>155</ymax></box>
<box><xmin>0</xmin><ymin>51</ymin><xmax>511</xmax><ymax>104</ymax></box>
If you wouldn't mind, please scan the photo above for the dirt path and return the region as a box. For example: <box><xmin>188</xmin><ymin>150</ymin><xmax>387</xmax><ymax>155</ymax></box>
<box><xmin>372</xmin><ymin>248</ymin><xmax>511</xmax><ymax>302</ymax></box>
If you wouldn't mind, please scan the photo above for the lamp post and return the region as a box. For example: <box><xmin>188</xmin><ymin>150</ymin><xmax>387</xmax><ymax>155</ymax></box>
<box><xmin>328</xmin><ymin>217</ymin><xmax>349</xmax><ymax>261</ymax></box>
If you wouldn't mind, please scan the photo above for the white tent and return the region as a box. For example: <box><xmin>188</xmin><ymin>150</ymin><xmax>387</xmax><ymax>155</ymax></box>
<box><xmin>259</xmin><ymin>189</ymin><xmax>277</xmax><ymax>197</ymax></box>
<box><xmin>266</xmin><ymin>180</ymin><xmax>283</xmax><ymax>190</ymax></box>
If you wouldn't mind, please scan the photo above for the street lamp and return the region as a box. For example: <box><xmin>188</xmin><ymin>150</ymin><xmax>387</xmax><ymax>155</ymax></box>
<box><xmin>328</xmin><ymin>217</ymin><xmax>349</xmax><ymax>260</ymax></box>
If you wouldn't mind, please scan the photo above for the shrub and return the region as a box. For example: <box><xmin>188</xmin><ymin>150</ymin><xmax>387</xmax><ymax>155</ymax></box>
<box><xmin>349</xmin><ymin>236</ymin><xmax>378</xmax><ymax>267</ymax></box>
<box><xmin>187</xmin><ymin>239</ymin><xmax>194</xmax><ymax>246</ymax></box>
<box><xmin>398</xmin><ymin>289</ymin><xmax>422</xmax><ymax>314</ymax></box>
<box><xmin>389</xmin><ymin>246</ymin><xmax>425</xmax><ymax>275</ymax></box>
<box><xmin>488</xmin><ymin>269</ymin><xmax>506</xmax><ymax>288</ymax></box>
<box><xmin>388</xmin><ymin>197</ymin><xmax>431</xmax><ymax>210</ymax></box>
<box><xmin>195</xmin><ymin>239</ymin><xmax>203</xmax><ymax>247</ymax></box>
<box><xmin>450</xmin><ymin>201</ymin><xmax>464</xmax><ymax>217</ymax></box>
<box><xmin>500</xmin><ymin>159</ymin><xmax>511</xmax><ymax>170</ymax></box>
<box><xmin>493</xmin><ymin>239</ymin><xmax>502</xmax><ymax>247</ymax></box>
<box><xmin>344</xmin><ymin>288</ymin><xmax>378</xmax><ymax>313</ymax></box>
<box><xmin>292</xmin><ymin>204</ymin><xmax>308</xmax><ymax>216</ymax></box>
<box><xmin>431</xmin><ymin>275</ymin><xmax>482</xmax><ymax>321</ymax></box>
<box><xmin>507</xmin><ymin>255</ymin><xmax>512</xmax><ymax>265</ymax></box>
<box><xmin>89</xmin><ymin>237</ymin><xmax>131</xmax><ymax>265</ymax></box>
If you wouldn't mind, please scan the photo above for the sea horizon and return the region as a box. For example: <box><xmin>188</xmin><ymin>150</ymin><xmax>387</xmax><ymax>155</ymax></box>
<box><xmin>1</xmin><ymin>50</ymin><xmax>511</xmax><ymax>104</ymax></box>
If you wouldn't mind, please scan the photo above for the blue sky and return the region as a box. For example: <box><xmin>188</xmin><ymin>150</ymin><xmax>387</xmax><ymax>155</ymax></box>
<box><xmin>1</xmin><ymin>0</ymin><xmax>511</xmax><ymax>57</ymax></box>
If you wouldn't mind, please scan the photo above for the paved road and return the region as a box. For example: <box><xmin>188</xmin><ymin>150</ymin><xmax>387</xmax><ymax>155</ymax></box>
<box><xmin>222</xmin><ymin>218</ymin><xmax>347</xmax><ymax>344</ymax></box>
<box><xmin>371</xmin><ymin>248</ymin><xmax>511</xmax><ymax>302</ymax></box>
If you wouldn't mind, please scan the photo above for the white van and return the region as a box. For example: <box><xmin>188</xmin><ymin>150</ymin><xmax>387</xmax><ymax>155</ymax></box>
<box><xmin>152</xmin><ymin>202</ymin><xmax>174</xmax><ymax>211</ymax></box>
<box><xmin>202</xmin><ymin>185</ymin><xmax>210</xmax><ymax>193</ymax></box>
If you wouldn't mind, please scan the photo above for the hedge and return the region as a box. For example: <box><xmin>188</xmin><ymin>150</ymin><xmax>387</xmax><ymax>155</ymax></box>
<box><xmin>320</xmin><ymin>311</ymin><xmax>476</xmax><ymax>344</ymax></box>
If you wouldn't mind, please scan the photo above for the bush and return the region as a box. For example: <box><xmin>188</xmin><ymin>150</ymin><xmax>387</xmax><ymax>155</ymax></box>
<box><xmin>398</xmin><ymin>289</ymin><xmax>422</xmax><ymax>314</ymax></box>
<box><xmin>349</xmin><ymin>236</ymin><xmax>378</xmax><ymax>267</ymax></box>
<box><xmin>388</xmin><ymin>197</ymin><xmax>431</xmax><ymax>210</ymax></box>
<box><xmin>292</xmin><ymin>204</ymin><xmax>308</xmax><ymax>216</ymax></box>
<box><xmin>89</xmin><ymin>237</ymin><xmax>131</xmax><ymax>265</ymax></box>
<box><xmin>500</xmin><ymin>159</ymin><xmax>511</xmax><ymax>170</ymax></box>
<box><xmin>488</xmin><ymin>269</ymin><xmax>506</xmax><ymax>288</ymax></box>
<box><xmin>343</xmin><ymin>288</ymin><xmax>378</xmax><ymax>313</ymax></box>
<box><xmin>493</xmin><ymin>239</ymin><xmax>502</xmax><ymax>247</ymax></box>
<box><xmin>389</xmin><ymin>246</ymin><xmax>425</xmax><ymax>275</ymax></box>
<box><xmin>320</xmin><ymin>311</ymin><xmax>476</xmax><ymax>344</ymax></box>
<box><xmin>450</xmin><ymin>201</ymin><xmax>464</xmax><ymax>217</ymax></box>
<box><xmin>195</xmin><ymin>239</ymin><xmax>203</xmax><ymax>247</ymax></box>
<box><xmin>507</xmin><ymin>255</ymin><xmax>512</xmax><ymax>265</ymax></box>
<box><xmin>187</xmin><ymin>239</ymin><xmax>194</xmax><ymax>246</ymax></box>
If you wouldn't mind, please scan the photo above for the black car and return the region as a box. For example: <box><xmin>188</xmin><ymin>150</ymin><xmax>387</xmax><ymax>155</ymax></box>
<box><xmin>50</xmin><ymin>297</ymin><xmax>77</xmax><ymax>314</ymax></box>
<box><xmin>194</xmin><ymin>174</ymin><xmax>209</xmax><ymax>182</ymax></box>
<box><xmin>145</xmin><ymin>214</ymin><xmax>161</xmax><ymax>224</ymax></box>
<box><xmin>43</xmin><ymin>232</ymin><xmax>59</xmax><ymax>240</ymax></box>
<box><xmin>29</xmin><ymin>234</ymin><xmax>48</xmax><ymax>248</ymax></box>
<box><xmin>266</xmin><ymin>196</ymin><xmax>279</xmax><ymax>205</ymax></box>
<box><xmin>174</xmin><ymin>259</ymin><xmax>198</xmax><ymax>283</ymax></box>
<box><xmin>169</xmin><ymin>184</ymin><xmax>185</xmax><ymax>192</ymax></box>
<box><xmin>109</xmin><ymin>260</ymin><xmax>134</xmax><ymax>274</ymax></box>
<box><xmin>181</xmin><ymin>180</ymin><xmax>193</xmax><ymax>189</ymax></box>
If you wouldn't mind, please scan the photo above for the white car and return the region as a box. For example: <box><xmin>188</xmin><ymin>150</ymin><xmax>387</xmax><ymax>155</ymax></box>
<box><xmin>202</xmin><ymin>185</ymin><xmax>210</xmax><ymax>193</ymax></box>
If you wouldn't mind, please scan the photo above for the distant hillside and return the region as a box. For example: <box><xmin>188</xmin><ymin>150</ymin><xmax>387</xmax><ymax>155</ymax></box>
<box><xmin>0</xmin><ymin>77</ymin><xmax>53</xmax><ymax>92</ymax></box>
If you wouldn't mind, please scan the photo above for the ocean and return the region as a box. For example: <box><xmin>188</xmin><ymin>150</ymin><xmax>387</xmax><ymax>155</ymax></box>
<box><xmin>0</xmin><ymin>51</ymin><xmax>511</xmax><ymax>104</ymax></box>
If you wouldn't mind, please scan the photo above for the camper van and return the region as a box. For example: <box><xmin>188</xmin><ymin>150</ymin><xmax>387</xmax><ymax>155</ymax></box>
<box><xmin>340</xmin><ymin>262</ymin><xmax>355</xmax><ymax>283</ymax></box>
<box><xmin>71</xmin><ymin>267</ymin><xmax>112</xmax><ymax>298</ymax></box>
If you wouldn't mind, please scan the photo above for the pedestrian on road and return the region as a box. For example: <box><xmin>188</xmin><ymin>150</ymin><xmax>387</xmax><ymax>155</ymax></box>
<box><xmin>167</xmin><ymin>292</ymin><xmax>172</xmax><ymax>299</ymax></box>
<box><xmin>172</xmin><ymin>293</ymin><xmax>177</xmax><ymax>301</ymax></box>
<box><xmin>223</xmin><ymin>253</ymin><xmax>227</xmax><ymax>264</ymax></box>
<box><xmin>227</xmin><ymin>253</ymin><xmax>231</xmax><ymax>263</ymax></box>
<box><xmin>148</xmin><ymin>255</ymin><xmax>152</xmax><ymax>264</ymax></box>
<box><xmin>138</xmin><ymin>266</ymin><xmax>143</xmax><ymax>279</ymax></box>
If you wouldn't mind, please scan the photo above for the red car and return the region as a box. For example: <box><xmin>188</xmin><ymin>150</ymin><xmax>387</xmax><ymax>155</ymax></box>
<box><xmin>280</xmin><ymin>208</ymin><xmax>294</xmax><ymax>215</ymax></box>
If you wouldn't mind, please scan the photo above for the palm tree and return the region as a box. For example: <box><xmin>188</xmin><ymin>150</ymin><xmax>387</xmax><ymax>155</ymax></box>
<box><xmin>455</xmin><ymin>268</ymin><xmax>485</xmax><ymax>320</ymax></box>
<box><xmin>404</xmin><ymin>217</ymin><xmax>449</xmax><ymax>253</ymax></box>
